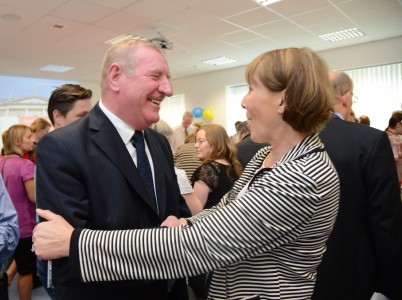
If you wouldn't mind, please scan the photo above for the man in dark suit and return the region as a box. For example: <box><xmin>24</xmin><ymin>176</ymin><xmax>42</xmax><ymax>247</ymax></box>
<box><xmin>314</xmin><ymin>71</ymin><xmax>402</xmax><ymax>300</ymax></box>
<box><xmin>35</xmin><ymin>39</ymin><xmax>190</xmax><ymax>300</ymax></box>
<box><xmin>235</xmin><ymin>121</ymin><xmax>269</xmax><ymax>169</ymax></box>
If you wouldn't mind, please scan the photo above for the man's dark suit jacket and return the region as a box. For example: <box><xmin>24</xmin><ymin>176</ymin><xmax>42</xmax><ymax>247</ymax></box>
<box><xmin>235</xmin><ymin>134</ymin><xmax>269</xmax><ymax>169</ymax></box>
<box><xmin>314</xmin><ymin>117</ymin><xmax>402</xmax><ymax>300</ymax></box>
<box><xmin>36</xmin><ymin>103</ymin><xmax>190</xmax><ymax>300</ymax></box>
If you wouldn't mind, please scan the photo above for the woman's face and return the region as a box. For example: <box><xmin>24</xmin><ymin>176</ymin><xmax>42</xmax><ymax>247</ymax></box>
<box><xmin>35</xmin><ymin>126</ymin><xmax>50</xmax><ymax>141</ymax></box>
<box><xmin>241</xmin><ymin>74</ymin><xmax>284</xmax><ymax>143</ymax></box>
<box><xmin>18</xmin><ymin>129</ymin><xmax>34</xmax><ymax>153</ymax></box>
<box><xmin>194</xmin><ymin>130</ymin><xmax>212</xmax><ymax>160</ymax></box>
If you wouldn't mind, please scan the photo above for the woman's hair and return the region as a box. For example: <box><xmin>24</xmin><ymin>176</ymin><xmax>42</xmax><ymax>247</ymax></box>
<box><xmin>196</xmin><ymin>124</ymin><xmax>242</xmax><ymax>177</ymax></box>
<box><xmin>245</xmin><ymin>47</ymin><xmax>332</xmax><ymax>134</ymax></box>
<box><xmin>150</xmin><ymin>119</ymin><xmax>173</xmax><ymax>144</ymax></box>
<box><xmin>100</xmin><ymin>39</ymin><xmax>165</xmax><ymax>95</ymax></box>
<box><xmin>3</xmin><ymin>124</ymin><xmax>31</xmax><ymax>155</ymax></box>
<box><xmin>388</xmin><ymin>111</ymin><xmax>402</xmax><ymax>129</ymax></box>
<box><xmin>48</xmin><ymin>84</ymin><xmax>92</xmax><ymax>125</ymax></box>
<box><xmin>30</xmin><ymin>117</ymin><xmax>51</xmax><ymax>132</ymax></box>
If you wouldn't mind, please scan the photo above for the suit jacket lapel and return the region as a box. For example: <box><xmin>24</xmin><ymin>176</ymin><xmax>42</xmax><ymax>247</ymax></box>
<box><xmin>89</xmin><ymin>104</ymin><xmax>160</xmax><ymax>216</ymax></box>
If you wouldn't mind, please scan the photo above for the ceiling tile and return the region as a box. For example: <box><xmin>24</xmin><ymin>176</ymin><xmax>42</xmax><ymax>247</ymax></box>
<box><xmin>290</xmin><ymin>6</ymin><xmax>345</xmax><ymax>28</ymax></box>
<box><xmin>268</xmin><ymin>0</ymin><xmax>331</xmax><ymax>17</ymax></box>
<box><xmin>50</xmin><ymin>0</ymin><xmax>114</xmax><ymax>23</ymax></box>
<box><xmin>218</xmin><ymin>30</ymin><xmax>264</xmax><ymax>44</ymax></box>
<box><xmin>94</xmin><ymin>11</ymin><xmax>151</xmax><ymax>32</ymax></box>
<box><xmin>225</xmin><ymin>7</ymin><xmax>281</xmax><ymax>28</ymax></box>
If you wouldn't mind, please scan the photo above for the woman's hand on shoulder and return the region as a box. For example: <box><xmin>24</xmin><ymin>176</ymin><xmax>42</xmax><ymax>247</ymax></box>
<box><xmin>161</xmin><ymin>215</ymin><xmax>188</xmax><ymax>227</ymax></box>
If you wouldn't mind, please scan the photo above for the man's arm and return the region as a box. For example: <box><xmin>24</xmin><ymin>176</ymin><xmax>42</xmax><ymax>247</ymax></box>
<box><xmin>36</xmin><ymin>133</ymin><xmax>90</xmax><ymax>227</ymax></box>
<box><xmin>364</xmin><ymin>132</ymin><xmax>402</xmax><ymax>299</ymax></box>
<box><xmin>0</xmin><ymin>176</ymin><xmax>19</xmax><ymax>260</ymax></box>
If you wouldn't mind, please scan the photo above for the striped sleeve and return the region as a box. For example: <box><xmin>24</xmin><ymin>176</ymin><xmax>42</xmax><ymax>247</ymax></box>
<box><xmin>75</xmin><ymin>145</ymin><xmax>339</xmax><ymax>284</ymax></box>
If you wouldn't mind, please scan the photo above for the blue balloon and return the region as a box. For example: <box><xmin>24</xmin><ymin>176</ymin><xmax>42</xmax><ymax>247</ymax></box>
<box><xmin>192</xmin><ymin>107</ymin><xmax>203</xmax><ymax>118</ymax></box>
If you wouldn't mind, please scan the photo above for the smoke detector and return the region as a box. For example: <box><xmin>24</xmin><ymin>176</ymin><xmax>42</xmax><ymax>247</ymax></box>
<box><xmin>149</xmin><ymin>32</ymin><xmax>173</xmax><ymax>50</ymax></box>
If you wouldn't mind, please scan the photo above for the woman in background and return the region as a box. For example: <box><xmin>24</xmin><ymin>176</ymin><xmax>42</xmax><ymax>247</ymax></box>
<box><xmin>1</xmin><ymin>125</ymin><xmax>35</xmax><ymax>300</ymax></box>
<box><xmin>24</xmin><ymin>118</ymin><xmax>51</xmax><ymax>164</ymax></box>
<box><xmin>188</xmin><ymin>124</ymin><xmax>242</xmax><ymax>215</ymax></box>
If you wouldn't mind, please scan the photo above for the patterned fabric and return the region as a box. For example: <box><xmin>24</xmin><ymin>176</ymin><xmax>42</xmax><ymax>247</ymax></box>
<box><xmin>132</xmin><ymin>131</ymin><xmax>158</xmax><ymax>214</ymax></box>
<box><xmin>175</xmin><ymin>168</ymin><xmax>193</xmax><ymax>195</ymax></box>
<box><xmin>174</xmin><ymin>143</ymin><xmax>201</xmax><ymax>181</ymax></box>
<box><xmin>191</xmin><ymin>161</ymin><xmax>238</xmax><ymax>209</ymax></box>
<box><xmin>75</xmin><ymin>134</ymin><xmax>340</xmax><ymax>300</ymax></box>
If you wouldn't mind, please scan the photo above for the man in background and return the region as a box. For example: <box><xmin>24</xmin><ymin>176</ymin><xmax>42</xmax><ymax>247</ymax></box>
<box><xmin>314</xmin><ymin>71</ymin><xmax>402</xmax><ymax>300</ymax></box>
<box><xmin>47</xmin><ymin>84</ymin><xmax>93</xmax><ymax>129</ymax></box>
<box><xmin>0</xmin><ymin>175</ymin><xmax>19</xmax><ymax>300</ymax></box>
<box><xmin>359</xmin><ymin>115</ymin><xmax>370</xmax><ymax>125</ymax></box>
<box><xmin>37</xmin><ymin>83</ymin><xmax>93</xmax><ymax>299</ymax></box>
<box><xmin>171</xmin><ymin>111</ymin><xmax>195</xmax><ymax>153</ymax></box>
<box><xmin>235</xmin><ymin>121</ymin><xmax>269</xmax><ymax>169</ymax></box>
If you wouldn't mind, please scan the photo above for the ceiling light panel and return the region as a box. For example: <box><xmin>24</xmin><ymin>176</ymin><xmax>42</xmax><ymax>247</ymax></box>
<box><xmin>202</xmin><ymin>57</ymin><xmax>237</xmax><ymax>66</ymax></box>
<box><xmin>40</xmin><ymin>64</ymin><xmax>74</xmax><ymax>73</ymax></box>
<box><xmin>104</xmin><ymin>34</ymin><xmax>148</xmax><ymax>45</ymax></box>
<box><xmin>254</xmin><ymin>0</ymin><xmax>282</xmax><ymax>6</ymax></box>
<box><xmin>319</xmin><ymin>28</ymin><xmax>365</xmax><ymax>42</ymax></box>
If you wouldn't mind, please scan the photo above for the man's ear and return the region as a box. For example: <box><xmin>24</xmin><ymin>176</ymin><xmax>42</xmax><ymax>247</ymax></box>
<box><xmin>53</xmin><ymin>110</ymin><xmax>63</xmax><ymax>127</ymax></box>
<box><xmin>108</xmin><ymin>63</ymin><xmax>123</xmax><ymax>92</ymax></box>
<box><xmin>340</xmin><ymin>92</ymin><xmax>349</xmax><ymax>108</ymax></box>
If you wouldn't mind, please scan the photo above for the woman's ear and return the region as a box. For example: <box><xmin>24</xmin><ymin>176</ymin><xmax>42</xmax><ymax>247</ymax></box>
<box><xmin>277</xmin><ymin>90</ymin><xmax>286</xmax><ymax>113</ymax></box>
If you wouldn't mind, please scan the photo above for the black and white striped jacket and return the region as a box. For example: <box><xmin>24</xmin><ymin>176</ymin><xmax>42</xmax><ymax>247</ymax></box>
<box><xmin>73</xmin><ymin>134</ymin><xmax>340</xmax><ymax>300</ymax></box>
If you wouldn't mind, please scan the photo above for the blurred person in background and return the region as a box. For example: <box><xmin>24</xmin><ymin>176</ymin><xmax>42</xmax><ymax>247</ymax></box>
<box><xmin>174</xmin><ymin>122</ymin><xmax>203</xmax><ymax>182</ymax></box>
<box><xmin>0</xmin><ymin>175</ymin><xmax>19</xmax><ymax>300</ymax></box>
<box><xmin>35</xmin><ymin>83</ymin><xmax>93</xmax><ymax>300</ymax></box>
<box><xmin>359</xmin><ymin>115</ymin><xmax>370</xmax><ymax>126</ymax></box>
<box><xmin>235</xmin><ymin>120</ymin><xmax>270</xmax><ymax>169</ymax></box>
<box><xmin>23</xmin><ymin>117</ymin><xmax>52</xmax><ymax>164</ymax></box>
<box><xmin>171</xmin><ymin>111</ymin><xmax>195</xmax><ymax>153</ymax></box>
<box><xmin>315</xmin><ymin>71</ymin><xmax>402</xmax><ymax>300</ymax></box>
<box><xmin>0</xmin><ymin>125</ymin><xmax>35</xmax><ymax>300</ymax></box>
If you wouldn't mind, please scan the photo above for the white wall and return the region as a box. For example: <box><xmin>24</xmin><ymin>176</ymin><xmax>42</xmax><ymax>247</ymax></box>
<box><xmin>171</xmin><ymin>36</ymin><xmax>402</xmax><ymax>131</ymax></box>
<box><xmin>79</xmin><ymin>81</ymin><xmax>101</xmax><ymax>107</ymax></box>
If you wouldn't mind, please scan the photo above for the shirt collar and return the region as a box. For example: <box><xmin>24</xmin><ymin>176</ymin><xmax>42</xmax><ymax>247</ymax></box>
<box><xmin>99</xmin><ymin>100</ymin><xmax>135</xmax><ymax>145</ymax></box>
<box><xmin>332</xmin><ymin>111</ymin><xmax>344</xmax><ymax>120</ymax></box>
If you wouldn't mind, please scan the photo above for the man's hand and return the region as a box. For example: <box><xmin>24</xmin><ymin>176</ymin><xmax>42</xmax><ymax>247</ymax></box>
<box><xmin>32</xmin><ymin>209</ymin><xmax>74</xmax><ymax>260</ymax></box>
<box><xmin>161</xmin><ymin>215</ymin><xmax>188</xmax><ymax>227</ymax></box>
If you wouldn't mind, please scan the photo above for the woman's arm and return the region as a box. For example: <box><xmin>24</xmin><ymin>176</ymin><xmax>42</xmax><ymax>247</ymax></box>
<box><xmin>182</xmin><ymin>193</ymin><xmax>203</xmax><ymax>215</ymax></box>
<box><xmin>183</xmin><ymin>180</ymin><xmax>210</xmax><ymax>215</ymax></box>
<box><xmin>24</xmin><ymin>179</ymin><xmax>35</xmax><ymax>203</ymax></box>
<box><xmin>192</xmin><ymin>180</ymin><xmax>210</xmax><ymax>211</ymax></box>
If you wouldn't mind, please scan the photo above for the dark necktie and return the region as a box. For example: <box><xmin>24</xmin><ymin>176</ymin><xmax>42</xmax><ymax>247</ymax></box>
<box><xmin>184</xmin><ymin>128</ymin><xmax>189</xmax><ymax>138</ymax></box>
<box><xmin>132</xmin><ymin>130</ymin><xmax>159</xmax><ymax>214</ymax></box>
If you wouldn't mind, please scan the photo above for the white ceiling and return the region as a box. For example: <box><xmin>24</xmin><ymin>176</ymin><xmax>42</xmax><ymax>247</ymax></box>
<box><xmin>0</xmin><ymin>0</ymin><xmax>401</xmax><ymax>83</ymax></box>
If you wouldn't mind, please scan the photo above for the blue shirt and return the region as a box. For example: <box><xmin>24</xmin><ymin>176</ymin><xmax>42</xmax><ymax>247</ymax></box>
<box><xmin>0</xmin><ymin>174</ymin><xmax>19</xmax><ymax>261</ymax></box>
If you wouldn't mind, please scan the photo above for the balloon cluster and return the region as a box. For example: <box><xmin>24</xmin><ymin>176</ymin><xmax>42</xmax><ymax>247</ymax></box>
<box><xmin>192</xmin><ymin>107</ymin><xmax>214</xmax><ymax>120</ymax></box>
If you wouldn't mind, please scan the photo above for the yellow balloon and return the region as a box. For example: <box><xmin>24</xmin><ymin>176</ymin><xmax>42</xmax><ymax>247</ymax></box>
<box><xmin>202</xmin><ymin>108</ymin><xmax>213</xmax><ymax>120</ymax></box>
